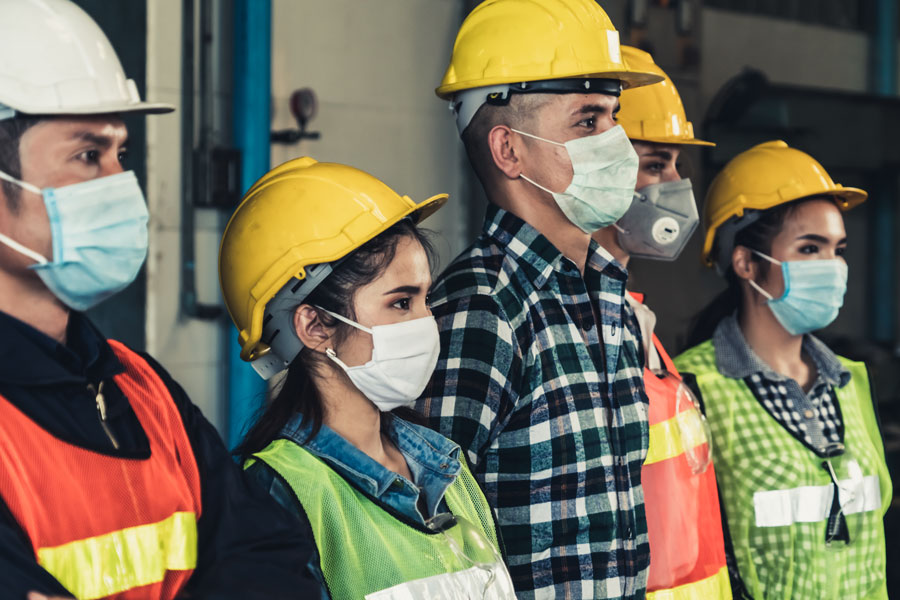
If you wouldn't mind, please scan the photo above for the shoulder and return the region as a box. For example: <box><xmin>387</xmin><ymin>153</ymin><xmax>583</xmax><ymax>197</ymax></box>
<box><xmin>673</xmin><ymin>339</ymin><xmax>717</xmax><ymax>374</ymax></box>
<box><xmin>431</xmin><ymin>237</ymin><xmax>509</xmax><ymax>305</ymax></box>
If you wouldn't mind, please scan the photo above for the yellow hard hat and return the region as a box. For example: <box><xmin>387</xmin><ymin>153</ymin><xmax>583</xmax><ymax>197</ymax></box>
<box><xmin>219</xmin><ymin>157</ymin><xmax>447</xmax><ymax>367</ymax></box>
<box><xmin>437</xmin><ymin>0</ymin><xmax>663</xmax><ymax>133</ymax></box>
<box><xmin>617</xmin><ymin>46</ymin><xmax>713</xmax><ymax>146</ymax></box>
<box><xmin>702</xmin><ymin>140</ymin><xmax>866</xmax><ymax>269</ymax></box>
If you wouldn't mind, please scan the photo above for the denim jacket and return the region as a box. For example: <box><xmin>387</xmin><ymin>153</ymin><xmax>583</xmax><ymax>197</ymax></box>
<box><xmin>246</xmin><ymin>413</ymin><xmax>463</xmax><ymax>596</ymax></box>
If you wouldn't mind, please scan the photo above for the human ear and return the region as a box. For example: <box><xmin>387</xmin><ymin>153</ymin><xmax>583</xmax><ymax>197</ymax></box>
<box><xmin>731</xmin><ymin>245</ymin><xmax>757</xmax><ymax>282</ymax></box>
<box><xmin>487</xmin><ymin>125</ymin><xmax>523</xmax><ymax>180</ymax></box>
<box><xmin>292</xmin><ymin>304</ymin><xmax>333</xmax><ymax>354</ymax></box>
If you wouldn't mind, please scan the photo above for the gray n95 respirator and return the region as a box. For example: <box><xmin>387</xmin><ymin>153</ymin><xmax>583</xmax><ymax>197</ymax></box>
<box><xmin>615</xmin><ymin>178</ymin><xmax>699</xmax><ymax>261</ymax></box>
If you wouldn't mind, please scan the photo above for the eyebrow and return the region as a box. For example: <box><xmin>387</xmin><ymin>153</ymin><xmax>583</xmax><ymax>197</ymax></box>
<box><xmin>382</xmin><ymin>285</ymin><xmax>422</xmax><ymax>296</ymax></box>
<box><xmin>572</xmin><ymin>103</ymin><xmax>617</xmax><ymax>117</ymax></box>
<box><xmin>642</xmin><ymin>150</ymin><xmax>673</xmax><ymax>161</ymax></box>
<box><xmin>69</xmin><ymin>130</ymin><xmax>128</xmax><ymax>148</ymax></box>
<box><xmin>796</xmin><ymin>234</ymin><xmax>847</xmax><ymax>244</ymax></box>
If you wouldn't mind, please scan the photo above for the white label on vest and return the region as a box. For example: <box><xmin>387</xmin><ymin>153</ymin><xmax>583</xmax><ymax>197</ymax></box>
<box><xmin>752</xmin><ymin>474</ymin><xmax>881</xmax><ymax>528</ymax></box>
<box><xmin>365</xmin><ymin>563</ymin><xmax>517</xmax><ymax>600</ymax></box>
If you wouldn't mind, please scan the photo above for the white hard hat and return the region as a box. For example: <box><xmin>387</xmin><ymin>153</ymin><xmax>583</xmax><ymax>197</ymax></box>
<box><xmin>0</xmin><ymin>0</ymin><xmax>173</xmax><ymax>118</ymax></box>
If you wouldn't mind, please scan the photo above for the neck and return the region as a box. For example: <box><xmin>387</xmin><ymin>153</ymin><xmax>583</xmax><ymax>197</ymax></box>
<box><xmin>319</xmin><ymin>372</ymin><xmax>389</xmax><ymax>461</ymax></box>
<box><xmin>491</xmin><ymin>181</ymin><xmax>592</xmax><ymax>273</ymax></box>
<box><xmin>0</xmin><ymin>270</ymin><xmax>68</xmax><ymax>343</ymax></box>
<box><xmin>738</xmin><ymin>289</ymin><xmax>806</xmax><ymax>376</ymax></box>
<box><xmin>592</xmin><ymin>225</ymin><xmax>630</xmax><ymax>268</ymax></box>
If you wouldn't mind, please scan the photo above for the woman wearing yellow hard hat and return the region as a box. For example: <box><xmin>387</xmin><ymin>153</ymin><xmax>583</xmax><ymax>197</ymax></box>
<box><xmin>592</xmin><ymin>46</ymin><xmax>732</xmax><ymax>600</ymax></box>
<box><xmin>218</xmin><ymin>157</ymin><xmax>515</xmax><ymax>599</ymax></box>
<box><xmin>674</xmin><ymin>141</ymin><xmax>890</xmax><ymax>599</ymax></box>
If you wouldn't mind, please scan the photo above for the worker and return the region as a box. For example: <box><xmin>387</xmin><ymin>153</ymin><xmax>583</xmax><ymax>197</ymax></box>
<box><xmin>592</xmin><ymin>46</ymin><xmax>732</xmax><ymax>600</ymax></box>
<box><xmin>219</xmin><ymin>157</ymin><xmax>515</xmax><ymax>599</ymax></box>
<box><xmin>0</xmin><ymin>1</ymin><xmax>317</xmax><ymax>597</ymax></box>
<box><xmin>674</xmin><ymin>141</ymin><xmax>891</xmax><ymax>599</ymax></box>
<box><xmin>415</xmin><ymin>0</ymin><xmax>667</xmax><ymax>597</ymax></box>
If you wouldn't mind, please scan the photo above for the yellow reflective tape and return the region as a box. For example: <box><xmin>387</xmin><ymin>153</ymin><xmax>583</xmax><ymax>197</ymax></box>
<box><xmin>646</xmin><ymin>565</ymin><xmax>731</xmax><ymax>600</ymax></box>
<box><xmin>37</xmin><ymin>511</ymin><xmax>197</xmax><ymax>600</ymax></box>
<box><xmin>644</xmin><ymin>409</ymin><xmax>707</xmax><ymax>466</ymax></box>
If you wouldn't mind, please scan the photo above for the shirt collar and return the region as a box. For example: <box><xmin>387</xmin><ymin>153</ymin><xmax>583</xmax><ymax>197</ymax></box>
<box><xmin>0</xmin><ymin>310</ymin><xmax>123</xmax><ymax>386</ymax></box>
<box><xmin>280</xmin><ymin>414</ymin><xmax>461</xmax><ymax>499</ymax></box>
<box><xmin>482</xmin><ymin>203</ymin><xmax>627</xmax><ymax>289</ymax></box>
<box><xmin>713</xmin><ymin>313</ymin><xmax>850</xmax><ymax>387</ymax></box>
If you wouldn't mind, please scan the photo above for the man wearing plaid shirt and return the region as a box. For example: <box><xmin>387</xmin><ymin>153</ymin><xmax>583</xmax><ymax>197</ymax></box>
<box><xmin>416</xmin><ymin>1</ymin><xmax>666</xmax><ymax>598</ymax></box>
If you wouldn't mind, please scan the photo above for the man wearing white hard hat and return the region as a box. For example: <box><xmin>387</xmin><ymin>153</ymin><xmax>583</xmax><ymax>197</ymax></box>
<box><xmin>0</xmin><ymin>1</ymin><xmax>318</xmax><ymax>598</ymax></box>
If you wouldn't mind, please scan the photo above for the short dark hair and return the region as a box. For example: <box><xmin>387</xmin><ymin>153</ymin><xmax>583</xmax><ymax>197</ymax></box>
<box><xmin>460</xmin><ymin>93</ymin><xmax>553</xmax><ymax>189</ymax></box>
<box><xmin>0</xmin><ymin>115</ymin><xmax>42</xmax><ymax>212</ymax></box>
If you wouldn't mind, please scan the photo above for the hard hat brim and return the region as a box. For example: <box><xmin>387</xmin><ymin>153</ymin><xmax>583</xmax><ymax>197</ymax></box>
<box><xmin>14</xmin><ymin>100</ymin><xmax>175</xmax><ymax>117</ymax></box>
<box><xmin>436</xmin><ymin>69</ymin><xmax>664</xmax><ymax>99</ymax></box>
<box><xmin>629</xmin><ymin>135</ymin><xmax>716</xmax><ymax>147</ymax></box>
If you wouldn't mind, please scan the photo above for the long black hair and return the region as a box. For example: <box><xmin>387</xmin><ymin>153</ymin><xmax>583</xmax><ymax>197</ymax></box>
<box><xmin>234</xmin><ymin>219</ymin><xmax>435</xmax><ymax>460</ymax></box>
<box><xmin>684</xmin><ymin>197</ymin><xmax>830</xmax><ymax>350</ymax></box>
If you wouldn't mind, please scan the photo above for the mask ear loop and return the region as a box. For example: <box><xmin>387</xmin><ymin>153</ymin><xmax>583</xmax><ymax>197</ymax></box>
<box><xmin>316</xmin><ymin>306</ymin><xmax>374</xmax><ymax>370</ymax></box>
<box><xmin>0</xmin><ymin>170</ymin><xmax>50</xmax><ymax>264</ymax></box>
<box><xmin>746</xmin><ymin>249</ymin><xmax>782</xmax><ymax>301</ymax></box>
<box><xmin>0</xmin><ymin>231</ymin><xmax>48</xmax><ymax>264</ymax></box>
<box><xmin>510</xmin><ymin>129</ymin><xmax>572</xmax><ymax>199</ymax></box>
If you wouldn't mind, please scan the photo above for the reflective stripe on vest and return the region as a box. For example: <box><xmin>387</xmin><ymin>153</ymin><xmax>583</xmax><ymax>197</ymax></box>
<box><xmin>38</xmin><ymin>512</ymin><xmax>198</xmax><ymax>600</ymax></box>
<box><xmin>0</xmin><ymin>339</ymin><xmax>202</xmax><ymax>600</ymax></box>
<box><xmin>647</xmin><ymin>565</ymin><xmax>731</xmax><ymax>600</ymax></box>
<box><xmin>645</xmin><ymin>409</ymin><xmax>708</xmax><ymax>466</ymax></box>
<box><xmin>753</xmin><ymin>471</ymin><xmax>882</xmax><ymax>528</ymax></box>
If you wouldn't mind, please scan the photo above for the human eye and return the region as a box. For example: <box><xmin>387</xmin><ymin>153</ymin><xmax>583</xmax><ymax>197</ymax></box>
<box><xmin>577</xmin><ymin>116</ymin><xmax>596</xmax><ymax>130</ymax></box>
<box><xmin>76</xmin><ymin>149</ymin><xmax>101</xmax><ymax>165</ymax></box>
<box><xmin>798</xmin><ymin>244</ymin><xmax>820</xmax><ymax>255</ymax></box>
<box><xmin>391</xmin><ymin>297</ymin><xmax>411</xmax><ymax>310</ymax></box>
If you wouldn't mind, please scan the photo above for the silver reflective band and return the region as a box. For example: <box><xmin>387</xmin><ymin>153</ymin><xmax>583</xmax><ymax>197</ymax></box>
<box><xmin>752</xmin><ymin>474</ymin><xmax>881</xmax><ymax>528</ymax></box>
<box><xmin>365</xmin><ymin>562</ymin><xmax>517</xmax><ymax>600</ymax></box>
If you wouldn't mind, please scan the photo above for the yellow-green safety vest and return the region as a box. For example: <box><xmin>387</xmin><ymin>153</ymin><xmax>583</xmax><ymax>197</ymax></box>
<box><xmin>251</xmin><ymin>438</ymin><xmax>506</xmax><ymax>599</ymax></box>
<box><xmin>674</xmin><ymin>341</ymin><xmax>891</xmax><ymax>599</ymax></box>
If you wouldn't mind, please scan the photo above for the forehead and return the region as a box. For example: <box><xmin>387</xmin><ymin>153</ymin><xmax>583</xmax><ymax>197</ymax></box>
<box><xmin>24</xmin><ymin>115</ymin><xmax>128</xmax><ymax>146</ymax></box>
<box><xmin>543</xmin><ymin>92</ymin><xmax>619</xmax><ymax>115</ymax></box>
<box><xmin>632</xmin><ymin>140</ymin><xmax>680</xmax><ymax>157</ymax></box>
<box><xmin>780</xmin><ymin>198</ymin><xmax>845</xmax><ymax>236</ymax></box>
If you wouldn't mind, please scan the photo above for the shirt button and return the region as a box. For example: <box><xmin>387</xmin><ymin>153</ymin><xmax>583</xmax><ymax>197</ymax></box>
<box><xmin>625</xmin><ymin>525</ymin><xmax>633</xmax><ymax>538</ymax></box>
<box><xmin>804</xmin><ymin>409</ymin><xmax>815</xmax><ymax>419</ymax></box>
<box><xmin>393</xmin><ymin>479</ymin><xmax>403</xmax><ymax>488</ymax></box>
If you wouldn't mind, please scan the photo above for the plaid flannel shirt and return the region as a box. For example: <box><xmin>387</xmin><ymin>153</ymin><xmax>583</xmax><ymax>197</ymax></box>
<box><xmin>417</xmin><ymin>205</ymin><xmax>650</xmax><ymax>599</ymax></box>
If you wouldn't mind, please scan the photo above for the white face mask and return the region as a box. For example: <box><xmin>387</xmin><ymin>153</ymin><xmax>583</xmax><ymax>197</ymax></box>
<box><xmin>513</xmin><ymin>124</ymin><xmax>639</xmax><ymax>233</ymax></box>
<box><xmin>318</xmin><ymin>307</ymin><xmax>440</xmax><ymax>411</ymax></box>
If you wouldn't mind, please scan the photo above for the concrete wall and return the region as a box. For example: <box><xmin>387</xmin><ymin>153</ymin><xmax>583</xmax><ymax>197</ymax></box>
<box><xmin>144</xmin><ymin>0</ymin><xmax>468</xmax><ymax>434</ymax></box>
<box><xmin>269</xmin><ymin>0</ymin><xmax>470</xmax><ymax>271</ymax></box>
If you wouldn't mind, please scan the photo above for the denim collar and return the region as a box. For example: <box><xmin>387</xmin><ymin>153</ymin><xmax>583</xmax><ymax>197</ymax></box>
<box><xmin>280</xmin><ymin>413</ymin><xmax>461</xmax><ymax>514</ymax></box>
<box><xmin>482</xmin><ymin>203</ymin><xmax>627</xmax><ymax>289</ymax></box>
<box><xmin>713</xmin><ymin>313</ymin><xmax>850</xmax><ymax>387</ymax></box>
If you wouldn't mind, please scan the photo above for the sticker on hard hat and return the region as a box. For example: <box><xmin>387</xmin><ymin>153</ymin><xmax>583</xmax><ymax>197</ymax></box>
<box><xmin>607</xmin><ymin>31</ymin><xmax>621</xmax><ymax>63</ymax></box>
<box><xmin>652</xmin><ymin>217</ymin><xmax>680</xmax><ymax>245</ymax></box>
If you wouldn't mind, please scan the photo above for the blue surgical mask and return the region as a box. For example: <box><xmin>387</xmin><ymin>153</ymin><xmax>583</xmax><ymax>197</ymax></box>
<box><xmin>0</xmin><ymin>170</ymin><xmax>149</xmax><ymax>311</ymax></box>
<box><xmin>748</xmin><ymin>250</ymin><xmax>848</xmax><ymax>335</ymax></box>
<box><xmin>513</xmin><ymin>125</ymin><xmax>639</xmax><ymax>233</ymax></box>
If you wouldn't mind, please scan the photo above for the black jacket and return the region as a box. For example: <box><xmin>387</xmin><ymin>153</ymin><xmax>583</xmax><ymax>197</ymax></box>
<box><xmin>0</xmin><ymin>310</ymin><xmax>321</xmax><ymax>599</ymax></box>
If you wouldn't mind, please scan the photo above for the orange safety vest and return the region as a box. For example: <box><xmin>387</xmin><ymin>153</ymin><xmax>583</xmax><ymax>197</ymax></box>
<box><xmin>0</xmin><ymin>340</ymin><xmax>202</xmax><ymax>600</ymax></box>
<box><xmin>630</xmin><ymin>294</ymin><xmax>731</xmax><ymax>599</ymax></box>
